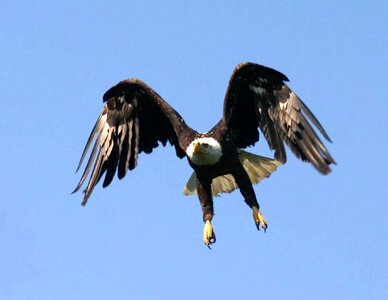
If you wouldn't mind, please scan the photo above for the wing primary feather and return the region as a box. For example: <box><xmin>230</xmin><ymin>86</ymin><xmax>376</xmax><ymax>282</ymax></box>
<box><xmin>102</xmin><ymin>138</ymin><xmax>119</xmax><ymax>187</ymax></box>
<box><xmin>125</xmin><ymin>119</ymin><xmax>134</xmax><ymax>173</ymax></box>
<box><xmin>297</xmin><ymin>112</ymin><xmax>336</xmax><ymax>164</ymax></box>
<box><xmin>81</xmin><ymin>148</ymin><xmax>104</xmax><ymax>206</ymax></box>
<box><xmin>75</xmin><ymin>114</ymin><xmax>105</xmax><ymax>172</ymax></box>
<box><xmin>117</xmin><ymin>123</ymin><xmax>129</xmax><ymax>179</ymax></box>
<box><xmin>298</xmin><ymin>97</ymin><xmax>333</xmax><ymax>143</ymax></box>
<box><xmin>72</xmin><ymin>139</ymin><xmax>100</xmax><ymax>194</ymax></box>
<box><xmin>289</xmin><ymin>93</ymin><xmax>337</xmax><ymax>167</ymax></box>
<box><xmin>297</xmin><ymin>130</ymin><xmax>331</xmax><ymax>174</ymax></box>
<box><xmin>282</xmin><ymin>108</ymin><xmax>333</xmax><ymax>173</ymax></box>
<box><xmin>129</xmin><ymin>114</ymin><xmax>139</xmax><ymax>170</ymax></box>
<box><xmin>134</xmin><ymin>112</ymin><xmax>139</xmax><ymax>160</ymax></box>
<box><xmin>300</xmin><ymin>129</ymin><xmax>326</xmax><ymax>166</ymax></box>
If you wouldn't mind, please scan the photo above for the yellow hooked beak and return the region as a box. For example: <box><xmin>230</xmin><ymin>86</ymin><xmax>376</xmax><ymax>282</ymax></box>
<box><xmin>193</xmin><ymin>142</ymin><xmax>206</xmax><ymax>154</ymax></box>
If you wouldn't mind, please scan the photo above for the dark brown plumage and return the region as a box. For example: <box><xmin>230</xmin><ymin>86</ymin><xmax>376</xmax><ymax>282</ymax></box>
<box><xmin>74</xmin><ymin>62</ymin><xmax>335</xmax><ymax>246</ymax></box>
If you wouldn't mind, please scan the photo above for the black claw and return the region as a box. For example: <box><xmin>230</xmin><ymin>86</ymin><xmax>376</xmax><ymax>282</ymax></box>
<box><xmin>204</xmin><ymin>236</ymin><xmax>216</xmax><ymax>249</ymax></box>
<box><xmin>204</xmin><ymin>240</ymin><xmax>213</xmax><ymax>249</ymax></box>
<box><xmin>256</xmin><ymin>223</ymin><xmax>268</xmax><ymax>233</ymax></box>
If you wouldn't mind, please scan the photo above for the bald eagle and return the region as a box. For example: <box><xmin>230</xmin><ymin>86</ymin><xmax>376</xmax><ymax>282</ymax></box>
<box><xmin>73</xmin><ymin>62</ymin><xmax>335</xmax><ymax>246</ymax></box>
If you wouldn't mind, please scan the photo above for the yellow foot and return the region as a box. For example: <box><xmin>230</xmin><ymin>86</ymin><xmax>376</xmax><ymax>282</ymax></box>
<box><xmin>252</xmin><ymin>207</ymin><xmax>268</xmax><ymax>232</ymax></box>
<box><xmin>203</xmin><ymin>220</ymin><xmax>216</xmax><ymax>247</ymax></box>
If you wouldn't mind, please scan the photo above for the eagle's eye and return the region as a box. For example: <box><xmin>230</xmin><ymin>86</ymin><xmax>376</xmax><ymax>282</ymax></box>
<box><xmin>202</xmin><ymin>143</ymin><xmax>209</xmax><ymax>148</ymax></box>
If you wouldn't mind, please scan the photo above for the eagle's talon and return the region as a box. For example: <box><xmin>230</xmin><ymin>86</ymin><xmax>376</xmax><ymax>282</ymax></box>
<box><xmin>203</xmin><ymin>220</ymin><xmax>216</xmax><ymax>247</ymax></box>
<box><xmin>252</xmin><ymin>207</ymin><xmax>268</xmax><ymax>232</ymax></box>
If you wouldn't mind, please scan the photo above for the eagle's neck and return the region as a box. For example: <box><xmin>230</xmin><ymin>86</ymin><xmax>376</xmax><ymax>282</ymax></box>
<box><xmin>186</xmin><ymin>137</ymin><xmax>222</xmax><ymax>166</ymax></box>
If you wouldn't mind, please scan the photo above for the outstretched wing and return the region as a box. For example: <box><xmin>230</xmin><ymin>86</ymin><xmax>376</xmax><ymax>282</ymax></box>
<box><xmin>73</xmin><ymin>79</ymin><xmax>191</xmax><ymax>205</ymax></box>
<box><xmin>221</xmin><ymin>62</ymin><xmax>336</xmax><ymax>174</ymax></box>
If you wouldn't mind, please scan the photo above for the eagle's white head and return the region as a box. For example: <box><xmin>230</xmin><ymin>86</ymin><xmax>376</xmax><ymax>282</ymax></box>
<box><xmin>186</xmin><ymin>137</ymin><xmax>222</xmax><ymax>166</ymax></box>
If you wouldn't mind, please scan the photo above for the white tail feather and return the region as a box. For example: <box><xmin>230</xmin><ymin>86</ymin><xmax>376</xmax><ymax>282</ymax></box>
<box><xmin>183</xmin><ymin>150</ymin><xmax>282</xmax><ymax>196</ymax></box>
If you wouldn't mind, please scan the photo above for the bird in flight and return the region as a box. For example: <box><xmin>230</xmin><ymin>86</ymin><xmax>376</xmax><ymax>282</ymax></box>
<box><xmin>73</xmin><ymin>62</ymin><xmax>335</xmax><ymax>247</ymax></box>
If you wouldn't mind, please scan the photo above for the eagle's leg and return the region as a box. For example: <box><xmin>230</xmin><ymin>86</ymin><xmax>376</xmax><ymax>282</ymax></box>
<box><xmin>252</xmin><ymin>207</ymin><xmax>268</xmax><ymax>232</ymax></box>
<box><xmin>197</xmin><ymin>179</ymin><xmax>216</xmax><ymax>247</ymax></box>
<box><xmin>232</xmin><ymin>164</ymin><xmax>268</xmax><ymax>232</ymax></box>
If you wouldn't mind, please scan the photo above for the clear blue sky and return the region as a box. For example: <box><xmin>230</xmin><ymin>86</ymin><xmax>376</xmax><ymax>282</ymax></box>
<box><xmin>1</xmin><ymin>1</ymin><xmax>387</xmax><ymax>299</ymax></box>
